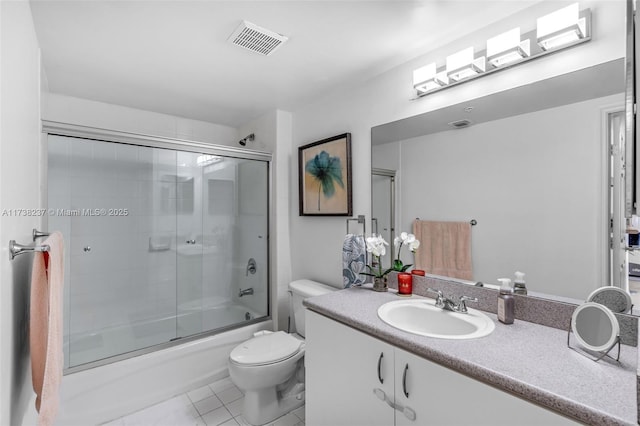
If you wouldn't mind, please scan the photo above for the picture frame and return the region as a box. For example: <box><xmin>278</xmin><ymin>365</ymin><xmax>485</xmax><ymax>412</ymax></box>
<box><xmin>299</xmin><ymin>133</ymin><xmax>352</xmax><ymax>216</ymax></box>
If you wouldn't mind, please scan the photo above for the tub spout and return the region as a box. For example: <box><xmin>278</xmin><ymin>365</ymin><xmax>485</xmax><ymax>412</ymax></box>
<box><xmin>239</xmin><ymin>288</ymin><xmax>254</xmax><ymax>297</ymax></box>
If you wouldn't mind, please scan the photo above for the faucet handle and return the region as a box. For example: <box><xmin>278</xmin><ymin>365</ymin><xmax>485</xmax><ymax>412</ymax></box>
<box><xmin>458</xmin><ymin>295</ymin><xmax>478</xmax><ymax>313</ymax></box>
<box><xmin>426</xmin><ymin>288</ymin><xmax>443</xmax><ymax>299</ymax></box>
<box><xmin>426</xmin><ymin>288</ymin><xmax>445</xmax><ymax>307</ymax></box>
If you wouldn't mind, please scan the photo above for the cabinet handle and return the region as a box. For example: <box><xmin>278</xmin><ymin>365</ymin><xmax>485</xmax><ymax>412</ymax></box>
<box><xmin>377</xmin><ymin>352</ymin><xmax>384</xmax><ymax>384</ymax></box>
<box><xmin>402</xmin><ymin>363</ymin><xmax>409</xmax><ymax>398</ymax></box>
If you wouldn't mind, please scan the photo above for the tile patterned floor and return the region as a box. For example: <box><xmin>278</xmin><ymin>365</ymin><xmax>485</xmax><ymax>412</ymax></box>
<box><xmin>101</xmin><ymin>377</ymin><xmax>305</xmax><ymax>426</ymax></box>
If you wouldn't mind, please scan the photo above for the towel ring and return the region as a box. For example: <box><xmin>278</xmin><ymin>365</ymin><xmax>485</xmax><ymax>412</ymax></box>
<box><xmin>347</xmin><ymin>215</ymin><xmax>366</xmax><ymax>234</ymax></box>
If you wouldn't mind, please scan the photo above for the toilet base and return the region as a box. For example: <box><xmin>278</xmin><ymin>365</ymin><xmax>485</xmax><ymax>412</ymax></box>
<box><xmin>242</xmin><ymin>385</ymin><xmax>304</xmax><ymax>426</ymax></box>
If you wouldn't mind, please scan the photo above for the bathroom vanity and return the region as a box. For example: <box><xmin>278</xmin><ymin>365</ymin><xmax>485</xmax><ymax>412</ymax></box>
<box><xmin>304</xmin><ymin>287</ymin><xmax>638</xmax><ymax>426</ymax></box>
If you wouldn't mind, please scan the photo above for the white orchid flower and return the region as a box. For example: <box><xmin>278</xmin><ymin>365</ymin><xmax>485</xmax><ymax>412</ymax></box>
<box><xmin>365</xmin><ymin>234</ymin><xmax>388</xmax><ymax>258</ymax></box>
<box><xmin>393</xmin><ymin>230</ymin><xmax>421</xmax><ymax>269</ymax></box>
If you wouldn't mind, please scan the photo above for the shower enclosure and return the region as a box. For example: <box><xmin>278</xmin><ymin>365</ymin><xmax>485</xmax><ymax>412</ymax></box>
<box><xmin>46</xmin><ymin>128</ymin><xmax>270</xmax><ymax>372</ymax></box>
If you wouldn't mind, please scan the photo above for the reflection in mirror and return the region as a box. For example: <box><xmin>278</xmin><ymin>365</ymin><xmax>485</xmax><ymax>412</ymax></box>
<box><xmin>371</xmin><ymin>169</ymin><xmax>395</xmax><ymax>270</ymax></box>
<box><xmin>372</xmin><ymin>59</ymin><xmax>625</xmax><ymax>301</ymax></box>
<box><xmin>571</xmin><ymin>302</ymin><xmax>620</xmax><ymax>361</ymax></box>
<box><xmin>586</xmin><ymin>286</ymin><xmax>633</xmax><ymax>314</ymax></box>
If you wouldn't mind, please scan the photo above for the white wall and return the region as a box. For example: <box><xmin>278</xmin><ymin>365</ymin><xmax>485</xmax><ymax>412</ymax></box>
<box><xmin>239</xmin><ymin>110</ymin><xmax>293</xmax><ymax>331</ymax></box>
<box><xmin>0</xmin><ymin>1</ymin><xmax>43</xmax><ymax>424</ymax></box>
<box><xmin>43</xmin><ymin>93</ymin><xmax>239</xmax><ymax>145</ymax></box>
<box><xmin>383</xmin><ymin>94</ymin><xmax>621</xmax><ymax>299</ymax></box>
<box><xmin>290</xmin><ymin>0</ymin><xmax>626</xmax><ymax>288</ymax></box>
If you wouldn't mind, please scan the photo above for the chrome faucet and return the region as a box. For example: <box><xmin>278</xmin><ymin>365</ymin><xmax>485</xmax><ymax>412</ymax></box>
<box><xmin>427</xmin><ymin>288</ymin><xmax>455</xmax><ymax>310</ymax></box>
<box><xmin>239</xmin><ymin>287</ymin><xmax>254</xmax><ymax>297</ymax></box>
<box><xmin>426</xmin><ymin>288</ymin><xmax>478</xmax><ymax>313</ymax></box>
<box><xmin>456</xmin><ymin>295</ymin><xmax>479</xmax><ymax>313</ymax></box>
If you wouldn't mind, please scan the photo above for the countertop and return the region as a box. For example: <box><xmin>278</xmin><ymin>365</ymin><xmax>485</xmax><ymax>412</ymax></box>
<box><xmin>303</xmin><ymin>286</ymin><xmax>638</xmax><ymax>426</ymax></box>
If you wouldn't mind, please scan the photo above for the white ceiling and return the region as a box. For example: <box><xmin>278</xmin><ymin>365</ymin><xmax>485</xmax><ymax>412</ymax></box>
<box><xmin>30</xmin><ymin>0</ymin><xmax>539</xmax><ymax>128</ymax></box>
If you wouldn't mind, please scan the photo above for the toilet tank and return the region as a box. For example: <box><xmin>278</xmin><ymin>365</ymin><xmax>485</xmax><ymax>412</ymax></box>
<box><xmin>289</xmin><ymin>279</ymin><xmax>337</xmax><ymax>337</ymax></box>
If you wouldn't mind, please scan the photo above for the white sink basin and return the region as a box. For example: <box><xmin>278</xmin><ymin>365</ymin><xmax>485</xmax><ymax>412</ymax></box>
<box><xmin>377</xmin><ymin>298</ymin><xmax>495</xmax><ymax>339</ymax></box>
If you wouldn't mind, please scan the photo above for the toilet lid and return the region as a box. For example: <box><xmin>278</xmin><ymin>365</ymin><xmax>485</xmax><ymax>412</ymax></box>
<box><xmin>230</xmin><ymin>331</ymin><xmax>303</xmax><ymax>366</ymax></box>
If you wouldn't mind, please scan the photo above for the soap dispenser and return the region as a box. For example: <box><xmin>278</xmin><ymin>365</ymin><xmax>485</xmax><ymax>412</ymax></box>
<box><xmin>514</xmin><ymin>271</ymin><xmax>527</xmax><ymax>295</ymax></box>
<box><xmin>497</xmin><ymin>278</ymin><xmax>514</xmax><ymax>324</ymax></box>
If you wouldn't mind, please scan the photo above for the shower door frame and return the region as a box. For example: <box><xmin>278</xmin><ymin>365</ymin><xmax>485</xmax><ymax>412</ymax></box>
<box><xmin>42</xmin><ymin>120</ymin><xmax>273</xmax><ymax>374</ymax></box>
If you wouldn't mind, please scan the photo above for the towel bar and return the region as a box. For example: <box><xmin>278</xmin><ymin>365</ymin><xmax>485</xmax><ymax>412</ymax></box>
<box><xmin>415</xmin><ymin>218</ymin><xmax>477</xmax><ymax>226</ymax></box>
<box><xmin>9</xmin><ymin>240</ymin><xmax>50</xmax><ymax>261</ymax></box>
<box><xmin>32</xmin><ymin>228</ymin><xmax>50</xmax><ymax>241</ymax></box>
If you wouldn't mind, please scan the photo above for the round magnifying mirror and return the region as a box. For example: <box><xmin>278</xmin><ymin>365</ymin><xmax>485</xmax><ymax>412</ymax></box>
<box><xmin>586</xmin><ymin>286</ymin><xmax>633</xmax><ymax>314</ymax></box>
<box><xmin>571</xmin><ymin>302</ymin><xmax>620</xmax><ymax>352</ymax></box>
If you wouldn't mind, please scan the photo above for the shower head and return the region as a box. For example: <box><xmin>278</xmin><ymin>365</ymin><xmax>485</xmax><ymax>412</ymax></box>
<box><xmin>239</xmin><ymin>133</ymin><xmax>255</xmax><ymax>146</ymax></box>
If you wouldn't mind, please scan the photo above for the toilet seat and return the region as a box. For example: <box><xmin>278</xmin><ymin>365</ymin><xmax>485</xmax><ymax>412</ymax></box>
<box><xmin>230</xmin><ymin>331</ymin><xmax>304</xmax><ymax>366</ymax></box>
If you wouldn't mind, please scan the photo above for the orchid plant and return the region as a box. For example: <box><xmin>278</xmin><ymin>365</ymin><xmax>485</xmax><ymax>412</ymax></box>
<box><xmin>363</xmin><ymin>232</ymin><xmax>421</xmax><ymax>279</ymax></box>
<box><xmin>392</xmin><ymin>232</ymin><xmax>421</xmax><ymax>272</ymax></box>
<box><xmin>363</xmin><ymin>234</ymin><xmax>391</xmax><ymax>279</ymax></box>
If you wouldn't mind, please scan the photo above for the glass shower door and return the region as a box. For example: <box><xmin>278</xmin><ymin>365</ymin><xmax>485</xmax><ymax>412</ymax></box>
<box><xmin>217</xmin><ymin>159</ymin><xmax>269</xmax><ymax>325</ymax></box>
<box><xmin>176</xmin><ymin>154</ymin><xmax>270</xmax><ymax>337</ymax></box>
<box><xmin>48</xmin><ymin>135</ymin><xmax>179</xmax><ymax>368</ymax></box>
<box><xmin>175</xmin><ymin>152</ymin><xmax>205</xmax><ymax>337</ymax></box>
<box><xmin>49</xmin><ymin>134</ymin><xmax>271</xmax><ymax>370</ymax></box>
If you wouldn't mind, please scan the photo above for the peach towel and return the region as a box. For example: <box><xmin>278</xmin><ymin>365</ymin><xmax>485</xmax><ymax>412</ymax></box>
<box><xmin>30</xmin><ymin>232</ymin><xmax>64</xmax><ymax>426</ymax></box>
<box><xmin>413</xmin><ymin>220</ymin><xmax>472</xmax><ymax>280</ymax></box>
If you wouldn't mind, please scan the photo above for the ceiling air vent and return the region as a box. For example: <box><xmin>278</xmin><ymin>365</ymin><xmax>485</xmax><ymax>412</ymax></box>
<box><xmin>448</xmin><ymin>119</ymin><xmax>473</xmax><ymax>129</ymax></box>
<box><xmin>228</xmin><ymin>20</ymin><xmax>288</xmax><ymax>56</ymax></box>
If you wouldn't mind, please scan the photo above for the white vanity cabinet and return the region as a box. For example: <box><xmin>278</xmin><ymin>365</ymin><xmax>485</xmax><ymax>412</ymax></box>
<box><xmin>305</xmin><ymin>310</ymin><xmax>396</xmax><ymax>426</ymax></box>
<box><xmin>306</xmin><ymin>310</ymin><xmax>578</xmax><ymax>426</ymax></box>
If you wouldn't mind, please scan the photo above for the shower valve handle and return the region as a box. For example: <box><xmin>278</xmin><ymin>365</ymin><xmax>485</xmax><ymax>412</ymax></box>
<box><xmin>246</xmin><ymin>258</ymin><xmax>257</xmax><ymax>276</ymax></box>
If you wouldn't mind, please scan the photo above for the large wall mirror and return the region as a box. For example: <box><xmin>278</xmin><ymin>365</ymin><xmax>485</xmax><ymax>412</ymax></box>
<box><xmin>371</xmin><ymin>58</ymin><xmax>629</xmax><ymax>302</ymax></box>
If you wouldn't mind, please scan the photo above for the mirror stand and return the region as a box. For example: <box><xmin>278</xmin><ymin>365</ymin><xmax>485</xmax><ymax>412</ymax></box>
<box><xmin>566</xmin><ymin>317</ymin><xmax>621</xmax><ymax>363</ymax></box>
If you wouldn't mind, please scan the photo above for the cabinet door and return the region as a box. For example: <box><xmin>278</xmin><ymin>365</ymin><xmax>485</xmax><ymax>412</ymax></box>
<box><xmin>306</xmin><ymin>310</ymin><xmax>396</xmax><ymax>426</ymax></box>
<box><xmin>394</xmin><ymin>348</ymin><xmax>578</xmax><ymax>426</ymax></box>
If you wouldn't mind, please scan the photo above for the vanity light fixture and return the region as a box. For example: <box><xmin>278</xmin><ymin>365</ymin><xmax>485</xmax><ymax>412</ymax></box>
<box><xmin>413</xmin><ymin>63</ymin><xmax>448</xmax><ymax>95</ymax></box>
<box><xmin>536</xmin><ymin>3</ymin><xmax>587</xmax><ymax>51</ymax></box>
<box><xmin>446</xmin><ymin>47</ymin><xmax>486</xmax><ymax>82</ymax></box>
<box><xmin>411</xmin><ymin>2</ymin><xmax>591</xmax><ymax>98</ymax></box>
<box><xmin>487</xmin><ymin>27</ymin><xmax>530</xmax><ymax>68</ymax></box>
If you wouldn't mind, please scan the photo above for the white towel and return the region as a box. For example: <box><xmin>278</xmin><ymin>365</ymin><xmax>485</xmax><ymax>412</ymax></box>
<box><xmin>342</xmin><ymin>234</ymin><xmax>366</xmax><ymax>288</ymax></box>
<box><xmin>30</xmin><ymin>232</ymin><xmax>64</xmax><ymax>426</ymax></box>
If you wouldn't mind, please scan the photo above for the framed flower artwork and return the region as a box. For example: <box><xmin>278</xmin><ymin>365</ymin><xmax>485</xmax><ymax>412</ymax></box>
<box><xmin>298</xmin><ymin>133</ymin><xmax>352</xmax><ymax>216</ymax></box>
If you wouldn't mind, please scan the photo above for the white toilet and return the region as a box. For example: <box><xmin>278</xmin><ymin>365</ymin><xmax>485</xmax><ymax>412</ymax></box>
<box><xmin>228</xmin><ymin>279</ymin><xmax>336</xmax><ymax>425</ymax></box>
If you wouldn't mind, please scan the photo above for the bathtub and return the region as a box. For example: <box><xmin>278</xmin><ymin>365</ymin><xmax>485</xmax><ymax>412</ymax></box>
<box><xmin>57</xmin><ymin>315</ymin><xmax>271</xmax><ymax>425</ymax></box>
<box><xmin>65</xmin><ymin>301</ymin><xmax>265</xmax><ymax>368</ymax></box>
